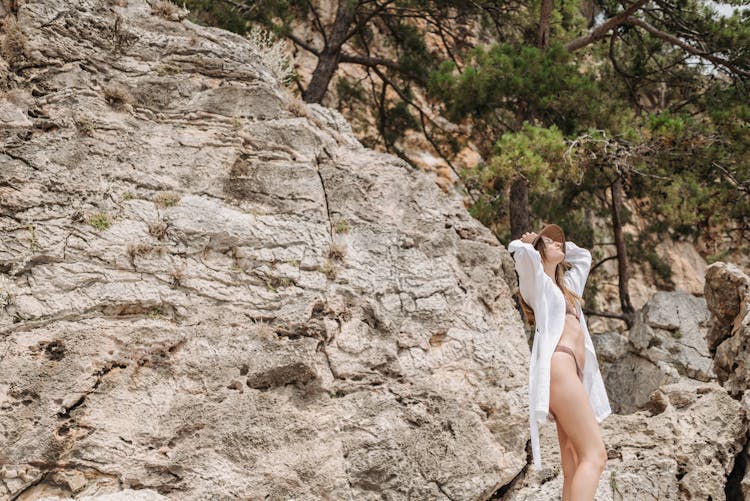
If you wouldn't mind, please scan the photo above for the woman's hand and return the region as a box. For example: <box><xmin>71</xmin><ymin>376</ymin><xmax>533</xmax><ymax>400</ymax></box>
<box><xmin>520</xmin><ymin>232</ymin><xmax>538</xmax><ymax>244</ymax></box>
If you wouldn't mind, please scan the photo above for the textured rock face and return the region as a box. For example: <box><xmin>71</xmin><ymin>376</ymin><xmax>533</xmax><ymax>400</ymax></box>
<box><xmin>705</xmin><ymin>262</ymin><xmax>750</xmax><ymax>397</ymax></box>
<box><xmin>0</xmin><ymin>1</ymin><xmax>527</xmax><ymax>499</ymax></box>
<box><xmin>3</xmin><ymin>2</ymin><xmax>750</xmax><ymax>500</ymax></box>
<box><xmin>705</xmin><ymin>262</ymin><xmax>750</xmax><ymax>498</ymax></box>
<box><xmin>598</xmin><ymin>291</ymin><xmax>714</xmax><ymax>414</ymax></box>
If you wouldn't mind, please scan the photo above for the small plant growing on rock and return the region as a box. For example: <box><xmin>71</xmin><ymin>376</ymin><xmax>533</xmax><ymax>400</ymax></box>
<box><xmin>127</xmin><ymin>242</ymin><xmax>166</xmax><ymax>262</ymax></box>
<box><xmin>103</xmin><ymin>83</ymin><xmax>132</xmax><ymax>109</ymax></box>
<box><xmin>148</xmin><ymin>221</ymin><xmax>168</xmax><ymax>240</ymax></box>
<box><xmin>156</xmin><ymin>63</ymin><xmax>181</xmax><ymax>76</ymax></box>
<box><xmin>150</xmin><ymin>1</ymin><xmax>187</xmax><ymax>21</ymax></box>
<box><xmin>0</xmin><ymin>288</ymin><xmax>11</xmax><ymax>310</ymax></box>
<box><xmin>265</xmin><ymin>276</ymin><xmax>294</xmax><ymax>292</ymax></box>
<box><xmin>170</xmin><ymin>265</ymin><xmax>185</xmax><ymax>287</ymax></box>
<box><xmin>26</xmin><ymin>224</ymin><xmax>38</xmax><ymax>251</ymax></box>
<box><xmin>87</xmin><ymin>213</ymin><xmax>111</xmax><ymax>231</ymax></box>
<box><xmin>333</xmin><ymin>219</ymin><xmax>349</xmax><ymax>234</ymax></box>
<box><xmin>1</xmin><ymin>18</ymin><xmax>27</xmax><ymax>65</ymax></box>
<box><xmin>320</xmin><ymin>260</ymin><xmax>336</xmax><ymax>280</ymax></box>
<box><xmin>75</xmin><ymin>118</ymin><xmax>95</xmax><ymax>136</ymax></box>
<box><xmin>122</xmin><ymin>191</ymin><xmax>134</xmax><ymax>201</ymax></box>
<box><xmin>153</xmin><ymin>191</ymin><xmax>180</xmax><ymax>208</ymax></box>
<box><xmin>287</xmin><ymin>98</ymin><xmax>310</xmax><ymax>118</ymax></box>
<box><xmin>246</xmin><ymin>26</ymin><xmax>295</xmax><ymax>87</ymax></box>
<box><xmin>647</xmin><ymin>336</ymin><xmax>663</xmax><ymax>348</ymax></box>
<box><xmin>252</xmin><ymin>318</ymin><xmax>276</xmax><ymax>340</ymax></box>
<box><xmin>327</xmin><ymin>243</ymin><xmax>346</xmax><ymax>262</ymax></box>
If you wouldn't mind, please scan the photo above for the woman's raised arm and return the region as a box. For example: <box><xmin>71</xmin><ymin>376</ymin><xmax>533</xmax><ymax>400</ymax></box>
<box><xmin>564</xmin><ymin>241</ymin><xmax>592</xmax><ymax>296</ymax></box>
<box><xmin>508</xmin><ymin>239</ymin><xmax>547</xmax><ymax>309</ymax></box>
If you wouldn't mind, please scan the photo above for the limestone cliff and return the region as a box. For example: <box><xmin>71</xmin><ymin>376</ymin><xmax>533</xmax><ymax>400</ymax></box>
<box><xmin>1</xmin><ymin>2</ymin><xmax>750</xmax><ymax>501</ymax></box>
<box><xmin>0</xmin><ymin>1</ymin><xmax>527</xmax><ymax>499</ymax></box>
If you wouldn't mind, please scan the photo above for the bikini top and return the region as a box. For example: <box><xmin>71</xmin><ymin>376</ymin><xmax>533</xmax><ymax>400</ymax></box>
<box><xmin>565</xmin><ymin>298</ymin><xmax>579</xmax><ymax>319</ymax></box>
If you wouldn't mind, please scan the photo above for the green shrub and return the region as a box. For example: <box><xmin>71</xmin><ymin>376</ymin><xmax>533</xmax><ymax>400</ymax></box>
<box><xmin>87</xmin><ymin>213</ymin><xmax>111</xmax><ymax>231</ymax></box>
<box><xmin>153</xmin><ymin>191</ymin><xmax>180</xmax><ymax>207</ymax></box>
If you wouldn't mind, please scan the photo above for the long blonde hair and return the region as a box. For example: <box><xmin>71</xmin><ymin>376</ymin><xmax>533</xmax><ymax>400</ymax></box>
<box><xmin>519</xmin><ymin>237</ymin><xmax>583</xmax><ymax>325</ymax></box>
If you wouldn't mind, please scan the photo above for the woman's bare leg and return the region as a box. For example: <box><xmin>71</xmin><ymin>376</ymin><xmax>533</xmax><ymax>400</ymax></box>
<box><xmin>556</xmin><ymin>421</ymin><xmax>578</xmax><ymax>501</ymax></box>
<box><xmin>549</xmin><ymin>352</ymin><xmax>607</xmax><ymax>500</ymax></box>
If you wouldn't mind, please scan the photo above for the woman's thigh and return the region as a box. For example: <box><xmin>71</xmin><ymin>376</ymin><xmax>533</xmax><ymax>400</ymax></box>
<box><xmin>549</xmin><ymin>352</ymin><xmax>605</xmax><ymax>460</ymax></box>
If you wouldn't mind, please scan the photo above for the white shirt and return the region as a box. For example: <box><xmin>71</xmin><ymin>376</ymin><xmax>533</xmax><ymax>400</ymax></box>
<box><xmin>507</xmin><ymin>239</ymin><xmax>612</xmax><ymax>471</ymax></box>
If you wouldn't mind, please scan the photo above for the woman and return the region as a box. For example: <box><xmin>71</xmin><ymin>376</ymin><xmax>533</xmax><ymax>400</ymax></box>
<box><xmin>508</xmin><ymin>224</ymin><xmax>611</xmax><ymax>500</ymax></box>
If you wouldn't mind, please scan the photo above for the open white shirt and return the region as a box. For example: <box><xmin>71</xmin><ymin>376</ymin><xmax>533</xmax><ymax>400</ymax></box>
<box><xmin>507</xmin><ymin>239</ymin><xmax>612</xmax><ymax>471</ymax></box>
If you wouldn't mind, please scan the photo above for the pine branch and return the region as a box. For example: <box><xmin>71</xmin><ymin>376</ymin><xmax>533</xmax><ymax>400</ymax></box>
<box><xmin>338</xmin><ymin>53</ymin><xmax>428</xmax><ymax>85</ymax></box>
<box><xmin>582</xmin><ymin>308</ymin><xmax>631</xmax><ymax>324</ymax></box>
<box><xmin>565</xmin><ymin>0</ymin><xmax>650</xmax><ymax>52</ymax></box>
<box><xmin>625</xmin><ymin>16</ymin><xmax>750</xmax><ymax>78</ymax></box>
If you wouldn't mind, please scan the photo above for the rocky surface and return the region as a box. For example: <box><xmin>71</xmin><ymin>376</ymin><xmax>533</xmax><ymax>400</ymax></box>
<box><xmin>2</xmin><ymin>1</ymin><xmax>750</xmax><ymax>500</ymax></box>
<box><xmin>705</xmin><ymin>262</ymin><xmax>750</xmax><ymax>497</ymax></box>
<box><xmin>597</xmin><ymin>291</ymin><xmax>715</xmax><ymax>414</ymax></box>
<box><xmin>705</xmin><ymin>262</ymin><xmax>750</xmax><ymax>397</ymax></box>
<box><xmin>0</xmin><ymin>1</ymin><xmax>526</xmax><ymax>499</ymax></box>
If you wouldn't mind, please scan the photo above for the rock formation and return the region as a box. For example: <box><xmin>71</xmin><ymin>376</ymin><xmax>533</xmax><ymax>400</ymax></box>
<box><xmin>0</xmin><ymin>1</ymin><xmax>527</xmax><ymax>499</ymax></box>
<box><xmin>597</xmin><ymin>291</ymin><xmax>714</xmax><ymax>414</ymax></box>
<box><xmin>2</xmin><ymin>1</ymin><xmax>750</xmax><ymax>500</ymax></box>
<box><xmin>705</xmin><ymin>262</ymin><xmax>750</xmax><ymax>498</ymax></box>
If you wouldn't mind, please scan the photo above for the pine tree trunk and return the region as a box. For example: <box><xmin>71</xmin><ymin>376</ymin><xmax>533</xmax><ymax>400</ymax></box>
<box><xmin>507</xmin><ymin>7</ymin><xmax>552</xmax><ymax>237</ymax></box>
<box><xmin>510</xmin><ymin>177</ymin><xmax>532</xmax><ymax>240</ymax></box>
<box><xmin>538</xmin><ymin>0</ymin><xmax>553</xmax><ymax>50</ymax></box>
<box><xmin>611</xmin><ymin>176</ymin><xmax>635</xmax><ymax>327</ymax></box>
<box><xmin>303</xmin><ymin>1</ymin><xmax>357</xmax><ymax>103</ymax></box>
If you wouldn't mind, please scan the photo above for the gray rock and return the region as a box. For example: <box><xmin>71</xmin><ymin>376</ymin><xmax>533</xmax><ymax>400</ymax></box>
<box><xmin>39</xmin><ymin>490</ymin><xmax>169</xmax><ymax>501</ymax></box>
<box><xmin>705</xmin><ymin>262</ymin><xmax>750</xmax><ymax>396</ymax></box>
<box><xmin>0</xmin><ymin>1</ymin><xmax>527</xmax><ymax>499</ymax></box>
<box><xmin>600</xmin><ymin>291</ymin><xmax>715</xmax><ymax>413</ymax></box>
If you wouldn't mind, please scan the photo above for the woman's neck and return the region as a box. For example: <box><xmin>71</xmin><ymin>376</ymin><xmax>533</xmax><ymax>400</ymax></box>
<box><xmin>543</xmin><ymin>261</ymin><xmax>557</xmax><ymax>281</ymax></box>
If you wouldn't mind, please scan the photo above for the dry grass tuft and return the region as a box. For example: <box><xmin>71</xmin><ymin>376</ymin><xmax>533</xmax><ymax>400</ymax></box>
<box><xmin>103</xmin><ymin>83</ymin><xmax>133</xmax><ymax>109</ymax></box>
<box><xmin>148</xmin><ymin>221</ymin><xmax>169</xmax><ymax>239</ymax></box>
<box><xmin>156</xmin><ymin>63</ymin><xmax>181</xmax><ymax>76</ymax></box>
<box><xmin>327</xmin><ymin>243</ymin><xmax>346</xmax><ymax>262</ymax></box>
<box><xmin>127</xmin><ymin>242</ymin><xmax>166</xmax><ymax>261</ymax></box>
<box><xmin>319</xmin><ymin>260</ymin><xmax>336</xmax><ymax>280</ymax></box>
<box><xmin>333</xmin><ymin>219</ymin><xmax>350</xmax><ymax>234</ymax></box>
<box><xmin>287</xmin><ymin>97</ymin><xmax>311</xmax><ymax>118</ymax></box>
<box><xmin>170</xmin><ymin>265</ymin><xmax>185</xmax><ymax>287</ymax></box>
<box><xmin>1</xmin><ymin>18</ymin><xmax>27</xmax><ymax>65</ymax></box>
<box><xmin>151</xmin><ymin>1</ymin><xmax>187</xmax><ymax>21</ymax></box>
<box><xmin>252</xmin><ymin>318</ymin><xmax>276</xmax><ymax>340</ymax></box>
<box><xmin>246</xmin><ymin>26</ymin><xmax>295</xmax><ymax>87</ymax></box>
<box><xmin>75</xmin><ymin>118</ymin><xmax>96</xmax><ymax>136</ymax></box>
<box><xmin>153</xmin><ymin>191</ymin><xmax>180</xmax><ymax>208</ymax></box>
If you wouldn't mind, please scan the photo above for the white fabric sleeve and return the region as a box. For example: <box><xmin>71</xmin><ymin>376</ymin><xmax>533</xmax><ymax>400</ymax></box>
<box><xmin>508</xmin><ymin>239</ymin><xmax>546</xmax><ymax>309</ymax></box>
<box><xmin>564</xmin><ymin>241</ymin><xmax>592</xmax><ymax>296</ymax></box>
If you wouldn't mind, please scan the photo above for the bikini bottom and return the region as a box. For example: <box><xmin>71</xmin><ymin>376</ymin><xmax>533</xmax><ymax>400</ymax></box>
<box><xmin>549</xmin><ymin>344</ymin><xmax>584</xmax><ymax>422</ymax></box>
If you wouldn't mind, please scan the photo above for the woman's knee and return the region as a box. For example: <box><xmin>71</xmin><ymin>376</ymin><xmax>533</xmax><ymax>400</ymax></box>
<box><xmin>580</xmin><ymin>442</ymin><xmax>607</xmax><ymax>472</ymax></box>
